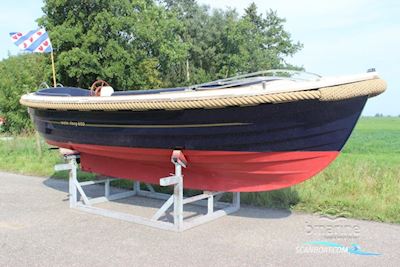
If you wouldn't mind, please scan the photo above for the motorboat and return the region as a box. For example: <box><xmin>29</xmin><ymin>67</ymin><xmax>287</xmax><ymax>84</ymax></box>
<box><xmin>20</xmin><ymin>70</ymin><xmax>386</xmax><ymax>192</ymax></box>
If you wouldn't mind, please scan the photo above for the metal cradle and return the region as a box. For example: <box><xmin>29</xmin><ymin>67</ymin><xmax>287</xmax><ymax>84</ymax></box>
<box><xmin>54</xmin><ymin>150</ymin><xmax>240</xmax><ymax>232</ymax></box>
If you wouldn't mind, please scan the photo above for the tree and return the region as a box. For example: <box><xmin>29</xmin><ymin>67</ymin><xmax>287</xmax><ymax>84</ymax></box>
<box><xmin>0</xmin><ymin>54</ymin><xmax>48</xmax><ymax>133</ymax></box>
<box><xmin>160</xmin><ymin>0</ymin><xmax>222</xmax><ymax>85</ymax></box>
<box><xmin>38</xmin><ymin>0</ymin><xmax>188</xmax><ymax>89</ymax></box>
<box><xmin>237</xmin><ymin>3</ymin><xmax>303</xmax><ymax>73</ymax></box>
<box><xmin>160</xmin><ymin>1</ymin><xmax>303</xmax><ymax>82</ymax></box>
<box><xmin>38</xmin><ymin>0</ymin><xmax>302</xmax><ymax>89</ymax></box>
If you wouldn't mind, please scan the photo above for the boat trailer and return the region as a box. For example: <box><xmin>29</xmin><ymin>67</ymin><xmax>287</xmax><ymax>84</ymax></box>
<box><xmin>54</xmin><ymin>150</ymin><xmax>240</xmax><ymax>232</ymax></box>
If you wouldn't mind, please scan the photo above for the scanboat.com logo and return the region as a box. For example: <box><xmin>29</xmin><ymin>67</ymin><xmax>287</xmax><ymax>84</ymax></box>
<box><xmin>304</xmin><ymin>241</ymin><xmax>381</xmax><ymax>256</ymax></box>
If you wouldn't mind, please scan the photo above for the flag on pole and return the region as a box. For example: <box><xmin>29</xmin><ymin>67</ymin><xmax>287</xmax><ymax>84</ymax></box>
<box><xmin>9</xmin><ymin>28</ymin><xmax>57</xmax><ymax>87</ymax></box>
<box><xmin>9</xmin><ymin>28</ymin><xmax>53</xmax><ymax>53</ymax></box>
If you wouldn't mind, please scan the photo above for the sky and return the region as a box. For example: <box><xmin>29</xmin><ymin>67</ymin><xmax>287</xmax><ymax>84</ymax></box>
<box><xmin>1</xmin><ymin>0</ymin><xmax>399</xmax><ymax>115</ymax></box>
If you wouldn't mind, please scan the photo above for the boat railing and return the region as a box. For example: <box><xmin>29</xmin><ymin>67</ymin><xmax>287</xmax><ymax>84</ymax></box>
<box><xmin>38</xmin><ymin>82</ymin><xmax>64</xmax><ymax>89</ymax></box>
<box><xmin>190</xmin><ymin>69</ymin><xmax>322</xmax><ymax>90</ymax></box>
<box><xmin>38</xmin><ymin>82</ymin><xmax>50</xmax><ymax>89</ymax></box>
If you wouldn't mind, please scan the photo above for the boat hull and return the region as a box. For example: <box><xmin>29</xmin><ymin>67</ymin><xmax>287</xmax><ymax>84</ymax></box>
<box><xmin>48</xmin><ymin>140</ymin><xmax>339</xmax><ymax>192</ymax></box>
<box><xmin>31</xmin><ymin>96</ymin><xmax>367</xmax><ymax>192</ymax></box>
<box><xmin>32</xmin><ymin>97</ymin><xmax>367</xmax><ymax>152</ymax></box>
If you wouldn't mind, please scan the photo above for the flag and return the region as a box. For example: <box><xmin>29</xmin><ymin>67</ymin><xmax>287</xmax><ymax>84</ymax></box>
<box><xmin>9</xmin><ymin>28</ymin><xmax>53</xmax><ymax>53</ymax></box>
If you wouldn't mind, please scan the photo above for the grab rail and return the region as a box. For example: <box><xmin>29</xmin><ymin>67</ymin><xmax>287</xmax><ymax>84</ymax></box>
<box><xmin>190</xmin><ymin>69</ymin><xmax>322</xmax><ymax>90</ymax></box>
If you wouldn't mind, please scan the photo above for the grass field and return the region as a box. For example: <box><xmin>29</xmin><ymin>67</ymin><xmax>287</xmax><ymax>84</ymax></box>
<box><xmin>1</xmin><ymin>117</ymin><xmax>399</xmax><ymax>223</ymax></box>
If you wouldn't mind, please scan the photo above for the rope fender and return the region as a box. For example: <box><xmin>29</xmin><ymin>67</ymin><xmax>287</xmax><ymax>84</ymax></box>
<box><xmin>20</xmin><ymin>78</ymin><xmax>386</xmax><ymax>111</ymax></box>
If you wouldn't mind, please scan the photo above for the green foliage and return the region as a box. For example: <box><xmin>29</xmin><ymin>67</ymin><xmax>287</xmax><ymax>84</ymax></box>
<box><xmin>37</xmin><ymin>0</ymin><xmax>302</xmax><ymax>88</ymax></box>
<box><xmin>0</xmin><ymin>54</ymin><xmax>48</xmax><ymax>133</ymax></box>
<box><xmin>161</xmin><ymin>1</ymin><xmax>302</xmax><ymax>85</ymax></box>
<box><xmin>38</xmin><ymin>0</ymin><xmax>188</xmax><ymax>89</ymax></box>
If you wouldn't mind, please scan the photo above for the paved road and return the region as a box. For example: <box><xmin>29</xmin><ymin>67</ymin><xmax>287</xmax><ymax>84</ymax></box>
<box><xmin>0</xmin><ymin>171</ymin><xmax>399</xmax><ymax>267</ymax></box>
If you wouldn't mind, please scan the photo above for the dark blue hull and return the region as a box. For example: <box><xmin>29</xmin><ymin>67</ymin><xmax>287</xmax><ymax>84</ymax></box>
<box><xmin>31</xmin><ymin>96</ymin><xmax>367</xmax><ymax>152</ymax></box>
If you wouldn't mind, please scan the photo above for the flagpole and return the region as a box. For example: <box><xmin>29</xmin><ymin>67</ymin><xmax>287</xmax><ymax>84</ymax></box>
<box><xmin>50</xmin><ymin>50</ymin><xmax>57</xmax><ymax>87</ymax></box>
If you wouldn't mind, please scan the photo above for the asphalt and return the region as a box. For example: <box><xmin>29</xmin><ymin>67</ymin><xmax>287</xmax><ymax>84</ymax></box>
<box><xmin>0</xmin><ymin>171</ymin><xmax>399</xmax><ymax>267</ymax></box>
